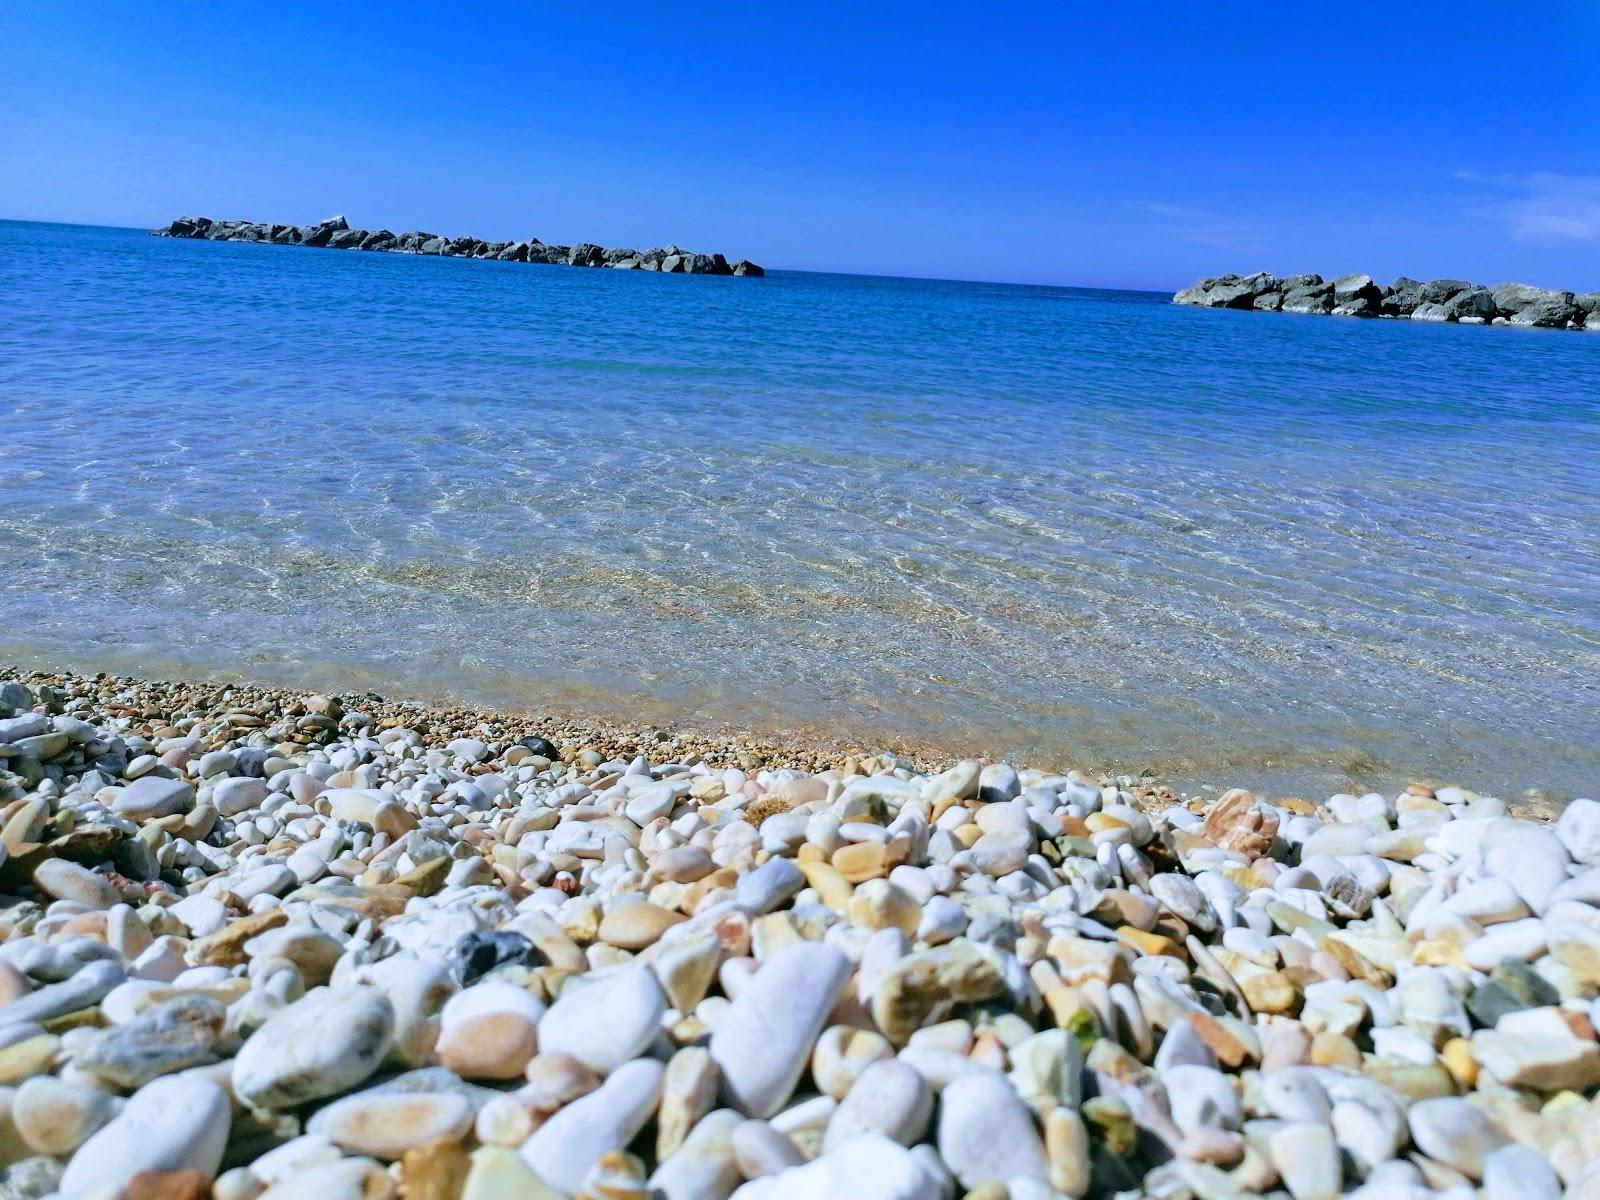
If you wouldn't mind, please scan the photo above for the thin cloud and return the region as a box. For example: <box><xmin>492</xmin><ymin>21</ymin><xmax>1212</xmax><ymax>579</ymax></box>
<box><xmin>1455</xmin><ymin>170</ymin><xmax>1600</xmax><ymax>242</ymax></box>
<box><xmin>1131</xmin><ymin>201</ymin><xmax>1272</xmax><ymax>253</ymax></box>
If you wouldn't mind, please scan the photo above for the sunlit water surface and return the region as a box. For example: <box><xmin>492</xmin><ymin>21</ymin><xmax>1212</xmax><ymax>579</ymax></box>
<box><xmin>3</xmin><ymin>221</ymin><xmax>1597</xmax><ymax>795</ymax></box>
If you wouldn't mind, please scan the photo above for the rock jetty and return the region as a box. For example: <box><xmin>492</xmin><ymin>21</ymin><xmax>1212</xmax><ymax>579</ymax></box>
<box><xmin>1175</xmin><ymin>272</ymin><xmax>1599</xmax><ymax>330</ymax></box>
<box><xmin>0</xmin><ymin>665</ymin><xmax>1597</xmax><ymax>1199</ymax></box>
<box><xmin>153</xmin><ymin>213</ymin><xmax>765</xmax><ymax>277</ymax></box>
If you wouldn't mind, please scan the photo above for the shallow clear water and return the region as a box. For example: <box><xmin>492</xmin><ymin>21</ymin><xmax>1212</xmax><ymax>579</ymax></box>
<box><xmin>3</xmin><ymin>219</ymin><xmax>1597</xmax><ymax>795</ymax></box>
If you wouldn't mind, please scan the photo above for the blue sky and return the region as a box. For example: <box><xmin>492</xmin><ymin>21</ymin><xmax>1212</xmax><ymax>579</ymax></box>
<box><xmin>3</xmin><ymin>2</ymin><xmax>1598</xmax><ymax>289</ymax></box>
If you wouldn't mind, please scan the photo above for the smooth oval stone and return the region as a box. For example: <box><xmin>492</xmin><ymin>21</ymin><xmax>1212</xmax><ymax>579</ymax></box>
<box><xmin>520</xmin><ymin>1057</ymin><xmax>664</xmax><ymax>1194</ymax></box>
<box><xmin>33</xmin><ymin>859</ymin><xmax>120</xmax><ymax>909</ymax></box>
<box><xmin>824</xmin><ymin>1060</ymin><xmax>933</xmax><ymax>1150</ymax></box>
<box><xmin>12</xmin><ymin>1075</ymin><xmax>117</xmax><ymax>1155</ymax></box>
<box><xmin>1407</xmin><ymin>1096</ymin><xmax>1509</xmax><ymax>1180</ymax></box>
<box><xmin>59</xmin><ymin>1075</ymin><xmax>229</xmax><ymax>1195</ymax></box>
<box><xmin>110</xmin><ymin>775</ymin><xmax>195</xmax><ymax>819</ymax></box>
<box><xmin>538</xmin><ymin>963</ymin><xmax>664</xmax><ymax>1075</ymax></box>
<box><xmin>1482</xmin><ymin>1142</ymin><xmax>1562</xmax><ymax>1200</ymax></box>
<box><xmin>936</xmin><ymin>1071</ymin><xmax>1049</xmax><ymax>1188</ymax></box>
<box><xmin>712</xmin><ymin>942</ymin><xmax>850</xmax><ymax>1118</ymax></box>
<box><xmin>309</xmin><ymin>1090</ymin><xmax>473</xmax><ymax>1160</ymax></box>
<box><xmin>233</xmin><ymin>986</ymin><xmax>395</xmax><ymax>1108</ymax></box>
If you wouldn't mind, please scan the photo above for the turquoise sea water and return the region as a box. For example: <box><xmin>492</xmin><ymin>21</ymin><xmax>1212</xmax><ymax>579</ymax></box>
<box><xmin>3</xmin><ymin>219</ymin><xmax>1597</xmax><ymax>795</ymax></box>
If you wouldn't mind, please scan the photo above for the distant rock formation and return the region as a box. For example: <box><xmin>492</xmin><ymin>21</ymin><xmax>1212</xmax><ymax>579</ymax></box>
<box><xmin>1174</xmin><ymin>272</ymin><xmax>1598</xmax><ymax>330</ymax></box>
<box><xmin>153</xmin><ymin>214</ymin><xmax>765</xmax><ymax>277</ymax></box>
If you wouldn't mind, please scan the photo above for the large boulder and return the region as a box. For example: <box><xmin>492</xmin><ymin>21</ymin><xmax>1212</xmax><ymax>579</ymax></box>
<box><xmin>1421</xmin><ymin>278</ymin><xmax>1471</xmax><ymax>305</ymax></box>
<box><xmin>1174</xmin><ymin>272</ymin><xmax>1280</xmax><ymax>310</ymax></box>
<box><xmin>299</xmin><ymin>215</ymin><xmax>348</xmax><ymax>248</ymax></box>
<box><xmin>1491</xmin><ymin>282</ymin><xmax>1581</xmax><ymax>327</ymax></box>
<box><xmin>1281</xmin><ymin>280</ymin><xmax>1334</xmax><ymax>314</ymax></box>
<box><xmin>325</xmin><ymin>228</ymin><xmax>368</xmax><ymax>250</ymax></box>
<box><xmin>1383</xmin><ymin>277</ymin><xmax>1424</xmax><ymax>317</ymax></box>
<box><xmin>161</xmin><ymin>217</ymin><xmax>211</xmax><ymax>238</ymax></box>
<box><xmin>1448</xmin><ymin>286</ymin><xmax>1497</xmax><ymax>323</ymax></box>
<box><xmin>568</xmin><ymin>242</ymin><xmax>606</xmax><ymax>267</ymax></box>
<box><xmin>731</xmin><ymin>259</ymin><xmax>764</xmax><ymax>277</ymax></box>
<box><xmin>358</xmin><ymin>230</ymin><xmax>396</xmax><ymax>251</ymax></box>
<box><xmin>1331</xmin><ymin>273</ymin><xmax>1382</xmax><ymax>316</ymax></box>
<box><xmin>418</xmin><ymin>236</ymin><xmax>450</xmax><ymax>255</ymax></box>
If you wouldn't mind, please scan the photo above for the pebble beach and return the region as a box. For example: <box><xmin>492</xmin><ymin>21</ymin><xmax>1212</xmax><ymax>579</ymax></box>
<box><xmin>0</xmin><ymin>667</ymin><xmax>1597</xmax><ymax>1200</ymax></box>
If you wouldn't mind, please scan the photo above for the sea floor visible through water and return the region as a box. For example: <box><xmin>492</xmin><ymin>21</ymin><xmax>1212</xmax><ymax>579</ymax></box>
<box><xmin>3</xmin><ymin>220</ymin><xmax>1597</xmax><ymax>798</ymax></box>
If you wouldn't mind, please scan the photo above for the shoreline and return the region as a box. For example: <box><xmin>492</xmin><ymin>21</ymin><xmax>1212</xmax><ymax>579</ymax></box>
<box><xmin>3</xmin><ymin>652</ymin><xmax>1573</xmax><ymax>810</ymax></box>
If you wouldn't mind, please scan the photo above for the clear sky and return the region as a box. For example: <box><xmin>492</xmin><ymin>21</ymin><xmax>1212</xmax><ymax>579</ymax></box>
<box><xmin>4</xmin><ymin>2</ymin><xmax>1598</xmax><ymax>290</ymax></box>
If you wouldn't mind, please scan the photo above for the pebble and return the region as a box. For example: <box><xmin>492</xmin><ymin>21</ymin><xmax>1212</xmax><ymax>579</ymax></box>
<box><xmin>58</xmin><ymin>1075</ymin><xmax>230</xmax><ymax>1195</ymax></box>
<box><xmin>538</xmin><ymin>963</ymin><xmax>664</xmax><ymax>1074</ymax></box>
<box><xmin>824</xmin><ymin>1059</ymin><xmax>933</xmax><ymax>1149</ymax></box>
<box><xmin>308</xmin><ymin>1089</ymin><xmax>473</xmax><ymax>1159</ymax></box>
<box><xmin>1406</xmin><ymin>1095</ymin><xmax>1508</xmax><ymax>1179</ymax></box>
<box><xmin>520</xmin><ymin>1057</ymin><xmax>664</xmax><ymax>1193</ymax></box>
<box><xmin>232</xmin><ymin>986</ymin><xmax>396</xmax><ymax>1107</ymax></box>
<box><xmin>711</xmin><ymin>942</ymin><xmax>849</xmax><ymax>1118</ymax></box>
<box><xmin>937</xmin><ymin>1071</ymin><xmax>1049</xmax><ymax>1188</ymax></box>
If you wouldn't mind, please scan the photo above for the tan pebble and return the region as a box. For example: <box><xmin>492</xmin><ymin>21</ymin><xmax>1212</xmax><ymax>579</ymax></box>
<box><xmin>436</xmin><ymin>1012</ymin><xmax>537</xmax><ymax>1080</ymax></box>
<box><xmin>1440</xmin><ymin>1037</ymin><xmax>1478</xmax><ymax>1089</ymax></box>
<box><xmin>598</xmin><ymin>900</ymin><xmax>685</xmax><ymax>950</ymax></box>
<box><xmin>811</xmin><ymin>1025</ymin><xmax>894</xmax><ymax>1100</ymax></box>
<box><xmin>652</xmin><ymin>932</ymin><xmax>721</xmax><ymax>1013</ymax></box>
<box><xmin>831</xmin><ymin>841</ymin><xmax>888</xmax><ymax>883</ymax></box>
<box><xmin>1045</xmin><ymin>1105</ymin><xmax>1090</xmax><ymax>1197</ymax></box>
<box><xmin>796</xmin><ymin>861</ymin><xmax>853</xmax><ymax>909</ymax></box>
<box><xmin>399</xmin><ymin>1136</ymin><xmax>472</xmax><ymax>1200</ymax></box>
<box><xmin>657</xmin><ymin>1045</ymin><xmax>719</xmax><ymax>1160</ymax></box>
<box><xmin>522</xmin><ymin>1052</ymin><xmax>601</xmax><ymax>1112</ymax></box>
<box><xmin>121</xmin><ymin>1169</ymin><xmax>211</xmax><ymax>1200</ymax></box>
<box><xmin>847</xmin><ymin>879</ymin><xmax>920</xmax><ymax>936</ymax></box>
<box><xmin>1240</xmin><ymin>970</ymin><xmax>1297</xmax><ymax>1014</ymax></box>
<box><xmin>314</xmin><ymin>1091</ymin><xmax>473</xmax><ymax>1160</ymax></box>
<box><xmin>12</xmin><ymin>1075</ymin><xmax>116</xmax><ymax>1155</ymax></box>
<box><xmin>577</xmin><ymin>1149</ymin><xmax>648</xmax><ymax>1200</ymax></box>
<box><xmin>461</xmin><ymin>1145</ymin><xmax>563</xmax><ymax>1200</ymax></box>
<box><xmin>0</xmin><ymin>1036</ymin><xmax>59</xmax><ymax>1085</ymax></box>
<box><xmin>0</xmin><ymin>961</ymin><xmax>31</xmax><ymax>1005</ymax></box>
<box><xmin>1309</xmin><ymin>1032</ymin><xmax>1362</xmax><ymax>1070</ymax></box>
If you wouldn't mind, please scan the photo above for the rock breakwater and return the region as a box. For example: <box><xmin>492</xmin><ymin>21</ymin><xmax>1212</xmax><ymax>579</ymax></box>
<box><xmin>154</xmin><ymin>213</ymin><xmax>764</xmax><ymax>276</ymax></box>
<box><xmin>0</xmin><ymin>664</ymin><xmax>1596</xmax><ymax>1199</ymax></box>
<box><xmin>1175</xmin><ymin>271</ymin><xmax>1599</xmax><ymax>329</ymax></box>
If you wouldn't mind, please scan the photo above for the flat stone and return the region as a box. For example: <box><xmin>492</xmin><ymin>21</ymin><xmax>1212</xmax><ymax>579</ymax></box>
<box><xmin>308</xmin><ymin>1090</ymin><xmax>473</xmax><ymax>1159</ymax></box>
<box><xmin>111</xmin><ymin>776</ymin><xmax>195</xmax><ymax>820</ymax></box>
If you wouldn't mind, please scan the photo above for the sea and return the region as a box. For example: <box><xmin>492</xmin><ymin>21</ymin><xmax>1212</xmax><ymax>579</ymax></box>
<box><xmin>3</xmin><ymin>219</ymin><xmax>1596</xmax><ymax>797</ymax></box>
